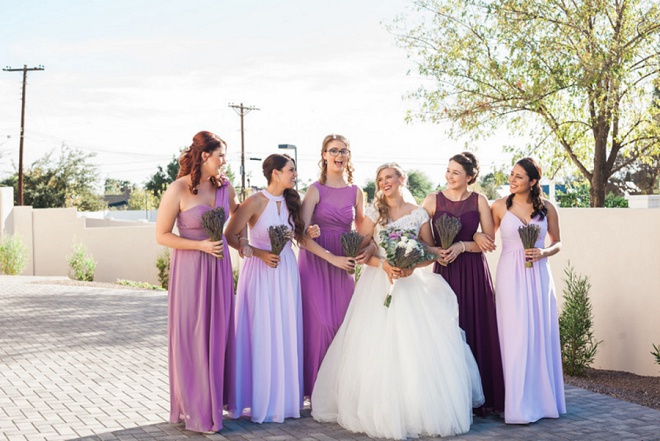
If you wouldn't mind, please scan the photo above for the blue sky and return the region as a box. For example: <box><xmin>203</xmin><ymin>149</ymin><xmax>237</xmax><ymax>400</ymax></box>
<box><xmin>0</xmin><ymin>0</ymin><xmax>511</xmax><ymax>189</ymax></box>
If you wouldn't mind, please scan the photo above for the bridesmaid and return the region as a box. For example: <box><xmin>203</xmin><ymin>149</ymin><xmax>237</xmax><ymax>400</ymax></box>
<box><xmin>225</xmin><ymin>153</ymin><xmax>306</xmax><ymax>423</ymax></box>
<box><xmin>155</xmin><ymin>131</ymin><xmax>238</xmax><ymax>433</ymax></box>
<box><xmin>422</xmin><ymin>152</ymin><xmax>505</xmax><ymax>416</ymax></box>
<box><xmin>298</xmin><ymin>134</ymin><xmax>366</xmax><ymax>397</ymax></box>
<box><xmin>491</xmin><ymin>157</ymin><xmax>565</xmax><ymax>424</ymax></box>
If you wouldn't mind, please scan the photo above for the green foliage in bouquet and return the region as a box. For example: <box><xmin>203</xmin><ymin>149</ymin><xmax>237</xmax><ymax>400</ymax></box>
<box><xmin>156</xmin><ymin>248</ymin><xmax>170</xmax><ymax>289</ymax></box>
<box><xmin>517</xmin><ymin>223</ymin><xmax>541</xmax><ymax>268</ymax></box>
<box><xmin>434</xmin><ymin>214</ymin><xmax>462</xmax><ymax>249</ymax></box>
<box><xmin>268</xmin><ymin>224</ymin><xmax>292</xmax><ymax>255</ymax></box>
<box><xmin>340</xmin><ymin>230</ymin><xmax>364</xmax><ymax>275</ymax></box>
<box><xmin>0</xmin><ymin>234</ymin><xmax>29</xmax><ymax>275</ymax></box>
<box><xmin>201</xmin><ymin>207</ymin><xmax>227</xmax><ymax>258</ymax></box>
<box><xmin>559</xmin><ymin>262</ymin><xmax>601</xmax><ymax>376</ymax></box>
<box><xmin>67</xmin><ymin>241</ymin><xmax>96</xmax><ymax>282</ymax></box>
<box><xmin>652</xmin><ymin>344</ymin><xmax>660</xmax><ymax>367</ymax></box>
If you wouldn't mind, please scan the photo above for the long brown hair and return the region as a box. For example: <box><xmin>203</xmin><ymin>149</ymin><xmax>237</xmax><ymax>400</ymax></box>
<box><xmin>318</xmin><ymin>134</ymin><xmax>354</xmax><ymax>185</ymax></box>
<box><xmin>177</xmin><ymin>131</ymin><xmax>227</xmax><ymax>194</ymax></box>
<box><xmin>262</xmin><ymin>153</ymin><xmax>305</xmax><ymax>242</ymax></box>
<box><xmin>373</xmin><ymin>162</ymin><xmax>407</xmax><ymax>226</ymax></box>
<box><xmin>506</xmin><ymin>157</ymin><xmax>547</xmax><ymax>220</ymax></box>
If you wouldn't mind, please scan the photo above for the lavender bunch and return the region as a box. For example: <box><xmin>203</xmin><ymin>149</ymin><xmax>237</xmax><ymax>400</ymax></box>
<box><xmin>268</xmin><ymin>224</ymin><xmax>292</xmax><ymax>255</ymax></box>
<box><xmin>434</xmin><ymin>214</ymin><xmax>462</xmax><ymax>250</ymax></box>
<box><xmin>340</xmin><ymin>230</ymin><xmax>364</xmax><ymax>275</ymax></box>
<box><xmin>201</xmin><ymin>207</ymin><xmax>226</xmax><ymax>259</ymax></box>
<box><xmin>518</xmin><ymin>223</ymin><xmax>541</xmax><ymax>268</ymax></box>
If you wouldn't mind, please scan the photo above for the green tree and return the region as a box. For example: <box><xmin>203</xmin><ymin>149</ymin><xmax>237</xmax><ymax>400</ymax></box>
<box><xmin>128</xmin><ymin>187</ymin><xmax>161</xmax><ymax>210</ymax></box>
<box><xmin>363</xmin><ymin>179</ymin><xmax>376</xmax><ymax>203</ymax></box>
<box><xmin>0</xmin><ymin>146</ymin><xmax>106</xmax><ymax>211</ymax></box>
<box><xmin>473</xmin><ymin>170</ymin><xmax>508</xmax><ymax>200</ymax></box>
<box><xmin>146</xmin><ymin>155</ymin><xmax>179</xmax><ymax>197</ymax></box>
<box><xmin>395</xmin><ymin>0</ymin><xmax>660</xmax><ymax>207</ymax></box>
<box><xmin>104</xmin><ymin>178</ymin><xmax>132</xmax><ymax>195</ymax></box>
<box><xmin>406</xmin><ymin>169</ymin><xmax>435</xmax><ymax>203</ymax></box>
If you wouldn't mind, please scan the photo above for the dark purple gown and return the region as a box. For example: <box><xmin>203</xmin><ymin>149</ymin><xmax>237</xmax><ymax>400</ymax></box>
<box><xmin>432</xmin><ymin>191</ymin><xmax>505</xmax><ymax>414</ymax></box>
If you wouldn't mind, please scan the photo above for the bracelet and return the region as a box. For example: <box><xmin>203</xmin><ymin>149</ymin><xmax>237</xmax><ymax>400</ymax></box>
<box><xmin>238</xmin><ymin>236</ymin><xmax>249</xmax><ymax>243</ymax></box>
<box><xmin>460</xmin><ymin>241</ymin><xmax>466</xmax><ymax>253</ymax></box>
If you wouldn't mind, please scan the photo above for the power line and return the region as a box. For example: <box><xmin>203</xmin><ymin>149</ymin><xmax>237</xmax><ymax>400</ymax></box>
<box><xmin>228</xmin><ymin>102</ymin><xmax>259</xmax><ymax>201</ymax></box>
<box><xmin>3</xmin><ymin>64</ymin><xmax>45</xmax><ymax>205</ymax></box>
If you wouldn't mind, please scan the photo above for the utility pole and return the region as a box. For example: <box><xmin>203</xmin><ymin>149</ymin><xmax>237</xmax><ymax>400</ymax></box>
<box><xmin>3</xmin><ymin>64</ymin><xmax>45</xmax><ymax>205</ymax></box>
<box><xmin>228</xmin><ymin>102</ymin><xmax>259</xmax><ymax>201</ymax></box>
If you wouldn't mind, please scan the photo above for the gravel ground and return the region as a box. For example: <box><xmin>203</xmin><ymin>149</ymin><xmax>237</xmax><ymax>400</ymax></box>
<box><xmin>29</xmin><ymin>279</ymin><xmax>660</xmax><ymax>411</ymax></box>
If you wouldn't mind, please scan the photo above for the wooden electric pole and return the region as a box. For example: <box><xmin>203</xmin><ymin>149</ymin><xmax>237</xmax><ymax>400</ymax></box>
<box><xmin>228</xmin><ymin>102</ymin><xmax>259</xmax><ymax>201</ymax></box>
<box><xmin>3</xmin><ymin>64</ymin><xmax>45</xmax><ymax>205</ymax></box>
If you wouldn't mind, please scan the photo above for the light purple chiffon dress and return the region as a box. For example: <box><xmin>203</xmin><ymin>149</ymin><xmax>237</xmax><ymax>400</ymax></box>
<box><xmin>168</xmin><ymin>184</ymin><xmax>235</xmax><ymax>433</ymax></box>
<box><xmin>298</xmin><ymin>182</ymin><xmax>357</xmax><ymax>397</ymax></box>
<box><xmin>495</xmin><ymin>211</ymin><xmax>566</xmax><ymax>424</ymax></box>
<box><xmin>228</xmin><ymin>190</ymin><xmax>303</xmax><ymax>423</ymax></box>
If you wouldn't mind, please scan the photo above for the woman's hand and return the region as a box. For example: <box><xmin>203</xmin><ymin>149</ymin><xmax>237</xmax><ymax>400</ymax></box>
<box><xmin>307</xmin><ymin>224</ymin><xmax>321</xmax><ymax>239</ymax></box>
<box><xmin>200</xmin><ymin>239</ymin><xmax>224</xmax><ymax>258</ymax></box>
<box><xmin>239</xmin><ymin>243</ymin><xmax>253</xmax><ymax>258</ymax></box>
<box><xmin>524</xmin><ymin>247</ymin><xmax>544</xmax><ymax>263</ymax></box>
<box><xmin>385</xmin><ymin>262</ymin><xmax>413</xmax><ymax>283</ymax></box>
<box><xmin>329</xmin><ymin>255</ymin><xmax>356</xmax><ymax>272</ymax></box>
<box><xmin>254</xmin><ymin>248</ymin><xmax>281</xmax><ymax>268</ymax></box>
<box><xmin>439</xmin><ymin>242</ymin><xmax>463</xmax><ymax>264</ymax></box>
<box><xmin>474</xmin><ymin>232</ymin><xmax>496</xmax><ymax>252</ymax></box>
<box><xmin>355</xmin><ymin>242</ymin><xmax>376</xmax><ymax>265</ymax></box>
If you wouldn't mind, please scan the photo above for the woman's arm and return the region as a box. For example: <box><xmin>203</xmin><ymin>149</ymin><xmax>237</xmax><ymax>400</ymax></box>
<box><xmin>527</xmin><ymin>200</ymin><xmax>561</xmax><ymax>263</ymax></box>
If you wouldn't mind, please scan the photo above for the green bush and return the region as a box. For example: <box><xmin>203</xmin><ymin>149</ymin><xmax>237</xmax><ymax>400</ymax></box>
<box><xmin>116</xmin><ymin>279</ymin><xmax>164</xmax><ymax>290</ymax></box>
<box><xmin>67</xmin><ymin>241</ymin><xmax>96</xmax><ymax>282</ymax></box>
<box><xmin>652</xmin><ymin>344</ymin><xmax>660</xmax><ymax>367</ymax></box>
<box><xmin>0</xmin><ymin>234</ymin><xmax>29</xmax><ymax>275</ymax></box>
<box><xmin>559</xmin><ymin>262</ymin><xmax>602</xmax><ymax>376</ymax></box>
<box><xmin>156</xmin><ymin>248</ymin><xmax>170</xmax><ymax>289</ymax></box>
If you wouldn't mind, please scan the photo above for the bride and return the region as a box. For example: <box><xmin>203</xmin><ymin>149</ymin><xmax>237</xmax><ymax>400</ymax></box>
<box><xmin>311</xmin><ymin>163</ymin><xmax>484</xmax><ymax>440</ymax></box>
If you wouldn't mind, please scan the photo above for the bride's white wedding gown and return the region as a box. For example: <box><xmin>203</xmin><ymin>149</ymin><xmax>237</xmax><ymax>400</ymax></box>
<box><xmin>312</xmin><ymin>206</ymin><xmax>484</xmax><ymax>440</ymax></box>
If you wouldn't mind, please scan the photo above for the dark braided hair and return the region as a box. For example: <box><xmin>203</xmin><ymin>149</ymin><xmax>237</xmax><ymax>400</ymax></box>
<box><xmin>177</xmin><ymin>131</ymin><xmax>226</xmax><ymax>194</ymax></box>
<box><xmin>449</xmin><ymin>152</ymin><xmax>479</xmax><ymax>185</ymax></box>
<box><xmin>506</xmin><ymin>157</ymin><xmax>547</xmax><ymax>220</ymax></box>
<box><xmin>262</xmin><ymin>153</ymin><xmax>305</xmax><ymax>243</ymax></box>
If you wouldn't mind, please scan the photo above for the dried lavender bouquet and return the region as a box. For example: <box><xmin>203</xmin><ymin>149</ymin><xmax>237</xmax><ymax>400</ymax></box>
<box><xmin>518</xmin><ymin>223</ymin><xmax>541</xmax><ymax>268</ymax></box>
<box><xmin>200</xmin><ymin>207</ymin><xmax>226</xmax><ymax>259</ymax></box>
<box><xmin>268</xmin><ymin>224</ymin><xmax>292</xmax><ymax>255</ymax></box>
<box><xmin>340</xmin><ymin>230</ymin><xmax>364</xmax><ymax>275</ymax></box>
<box><xmin>434</xmin><ymin>214</ymin><xmax>462</xmax><ymax>249</ymax></box>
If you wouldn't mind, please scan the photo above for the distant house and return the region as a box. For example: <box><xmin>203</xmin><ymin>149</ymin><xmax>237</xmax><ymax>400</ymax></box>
<box><xmin>104</xmin><ymin>189</ymin><xmax>131</xmax><ymax>209</ymax></box>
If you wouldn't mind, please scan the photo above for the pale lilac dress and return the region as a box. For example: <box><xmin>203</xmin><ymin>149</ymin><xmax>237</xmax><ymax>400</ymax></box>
<box><xmin>228</xmin><ymin>190</ymin><xmax>303</xmax><ymax>423</ymax></box>
<box><xmin>298</xmin><ymin>182</ymin><xmax>357</xmax><ymax>397</ymax></box>
<box><xmin>495</xmin><ymin>211</ymin><xmax>566</xmax><ymax>424</ymax></box>
<box><xmin>168</xmin><ymin>184</ymin><xmax>235</xmax><ymax>433</ymax></box>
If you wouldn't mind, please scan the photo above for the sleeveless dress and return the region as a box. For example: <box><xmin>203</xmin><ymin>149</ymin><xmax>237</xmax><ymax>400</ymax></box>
<box><xmin>228</xmin><ymin>190</ymin><xmax>303</xmax><ymax>423</ymax></box>
<box><xmin>432</xmin><ymin>192</ymin><xmax>505</xmax><ymax>414</ymax></box>
<box><xmin>495</xmin><ymin>211</ymin><xmax>566</xmax><ymax>424</ymax></box>
<box><xmin>312</xmin><ymin>206</ymin><xmax>484</xmax><ymax>440</ymax></box>
<box><xmin>298</xmin><ymin>182</ymin><xmax>357</xmax><ymax>397</ymax></box>
<box><xmin>168</xmin><ymin>184</ymin><xmax>235</xmax><ymax>433</ymax></box>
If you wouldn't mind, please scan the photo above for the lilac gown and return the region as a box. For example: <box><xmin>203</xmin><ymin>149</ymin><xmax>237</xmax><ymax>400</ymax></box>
<box><xmin>298</xmin><ymin>182</ymin><xmax>357</xmax><ymax>396</ymax></box>
<box><xmin>229</xmin><ymin>190</ymin><xmax>303</xmax><ymax>423</ymax></box>
<box><xmin>432</xmin><ymin>192</ymin><xmax>505</xmax><ymax>414</ymax></box>
<box><xmin>495</xmin><ymin>211</ymin><xmax>566</xmax><ymax>424</ymax></box>
<box><xmin>168</xmin><ymin>184</ymin><xmax>235</xmax><ymax>433</ymax></box>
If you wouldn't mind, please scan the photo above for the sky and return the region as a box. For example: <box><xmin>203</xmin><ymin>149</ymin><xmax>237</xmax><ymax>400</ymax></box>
<box><xmin>0</xmin><ymin>0</ymin><xmax>513</xmax><ymax>191</ymax></box>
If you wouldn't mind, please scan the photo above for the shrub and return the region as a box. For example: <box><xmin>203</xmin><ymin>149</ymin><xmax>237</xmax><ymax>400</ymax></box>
<box><xmin>558</xmin><ymin>262</ymin><xmax>602</xmax><ymax>376</ymax></box>
<box><xmin>67</xmin><ymin>241</ymin><xmax>96</xmax><ymax>282</ymax></box>
<box><xmin>652</xmin><ymin>344</ymin><xmax>660</xmax><ymax>367</ymax></box>
<box><xmin>233</xmin><ymin>268</ymin><xmax>239</xmax><ymax>294</ymax></box>
<box><xmin>156</xmin><ymin>248</ymin><xmax>170</xmax><ymax>290</ymax></box>
<box><xmin>116</xmin><ymin>279</ymin><xmax>164</xmax><ymax>291</ymax></box>
<box><xmin>0</xmin><ymin>234</ymin><xmax>29</xmax><ymax>275</ymax></box>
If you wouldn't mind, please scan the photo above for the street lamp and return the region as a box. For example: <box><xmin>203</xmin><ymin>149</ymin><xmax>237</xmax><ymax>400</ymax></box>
<box><xmin>278</xmin><ymin>144</ymin><xmax>298</xmax><ymax>190</ymax></box>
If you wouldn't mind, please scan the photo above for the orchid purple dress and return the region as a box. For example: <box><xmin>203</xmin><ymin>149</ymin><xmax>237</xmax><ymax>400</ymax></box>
<box><xmin>229</xmin><ymin>190</ymin><xmax>303</xmax><ymax>423</ymax></box>
<box><xmin>432</xmin><ymin>192</ymin><xmax>505</xmax><ymax>414</ymax></box>
<box><xmin>168</xmin><ymin>184</ymin><xmax>235</xmax><ymax>433</ymax></box>
<box><xmin>298</xmin><ymin>182</ymin><xmax>357</xmax><ymax>397</ymax></box>
<box><xmin>495</xmin><ymin>211</ymin><xmax>565</xmax><ymax>424</ymax></box>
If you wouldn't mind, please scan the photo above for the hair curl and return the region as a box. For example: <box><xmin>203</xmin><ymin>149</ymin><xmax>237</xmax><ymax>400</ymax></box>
<box><xmin>262</xmin><ymin>153</ymin><xmax>305</xmax><ymax>242</ymax></box>
<box><xmin>373</xmin><ymin>162</ymin><xmax>407</xmax><ymax>226</ymax></box>
<box><xmin>506</xmin><ymin>157</ymin><xmax>547</xmax><ymax>220</ymax></box>
<box><xmin>177</xmin><ymin>131</ymin><xmax>227</xmax><ymax>194</ymax></box>
<box><xmin>449</xmin><ymin>151</ymin><xmax>479</xmax><ymax>185</ymax></box>
<box><xmin>318</xmin><ymin>134</ymin><xmax>354</xmax><ymax>185</ymax></box>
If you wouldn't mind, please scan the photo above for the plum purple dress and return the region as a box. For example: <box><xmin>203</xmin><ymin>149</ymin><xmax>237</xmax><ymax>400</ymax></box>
<box><xmin>432</xmin><ymin>191</ymin><xmax>505</xmax><ymax>414</ymax></box>
<box><xmin>298</xmin><ymin>182</ymin><xmax>357</xmax><ymax>397</ymax></box>
<box><xmin>495</xmin><ymin>211</ymin><xmax>566</xmax><ymax>424</ymax></box>
<box><xmin>228</xmin><ymin>189</ymin><xmax>303</xmax><ymax>423</ymax></box>
<box><xmin>168</xmin><ymin>184</ymin><xmax>235</xmax><ymax>433</ymax></box>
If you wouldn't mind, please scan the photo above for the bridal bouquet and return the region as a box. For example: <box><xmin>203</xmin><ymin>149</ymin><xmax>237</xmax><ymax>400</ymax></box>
<box><xmin>340</xmin><ymin>230</ymin><xmax>363</xmax><ymax>275</ymax></box>
<box><xmin>379</xmin><ymin>227</ymin><xmax>437</xmax><ymax>307</ymax></box>
<box><xmin>268</xmin><ymin>224</ymin><xmax>292</xmax><ymax>255</ymax></box>
<box><xmin>518</xmin><ymin>223</ymin><xmax>541</xmax><ymax>268</ymax></box>
<box><xmin>200</xmin><ymin>207</ymin><xmax>226</xmax><ymax>259</ymax></box>
<box><xmin>434</xmin><ymin>214</ymin><xmax>462</xmax><ymax>250</ymax></box>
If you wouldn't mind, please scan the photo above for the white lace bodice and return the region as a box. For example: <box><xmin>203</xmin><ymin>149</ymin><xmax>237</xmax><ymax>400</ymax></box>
<box><xmin>365</xmin><ymin>205</ymin><xmax>430</xmax><ymax>258</ymax></box>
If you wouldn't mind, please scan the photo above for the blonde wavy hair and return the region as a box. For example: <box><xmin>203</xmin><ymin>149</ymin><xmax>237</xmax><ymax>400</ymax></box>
<box><xmin>373</xmin><ymin>162</ymin><xmax>407</xmax><ymax>226</ymax></box>
<box><xmin>318</xmin><ymin>134</ymin><xmax>354</xmax><ymax>185</ymax></box>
